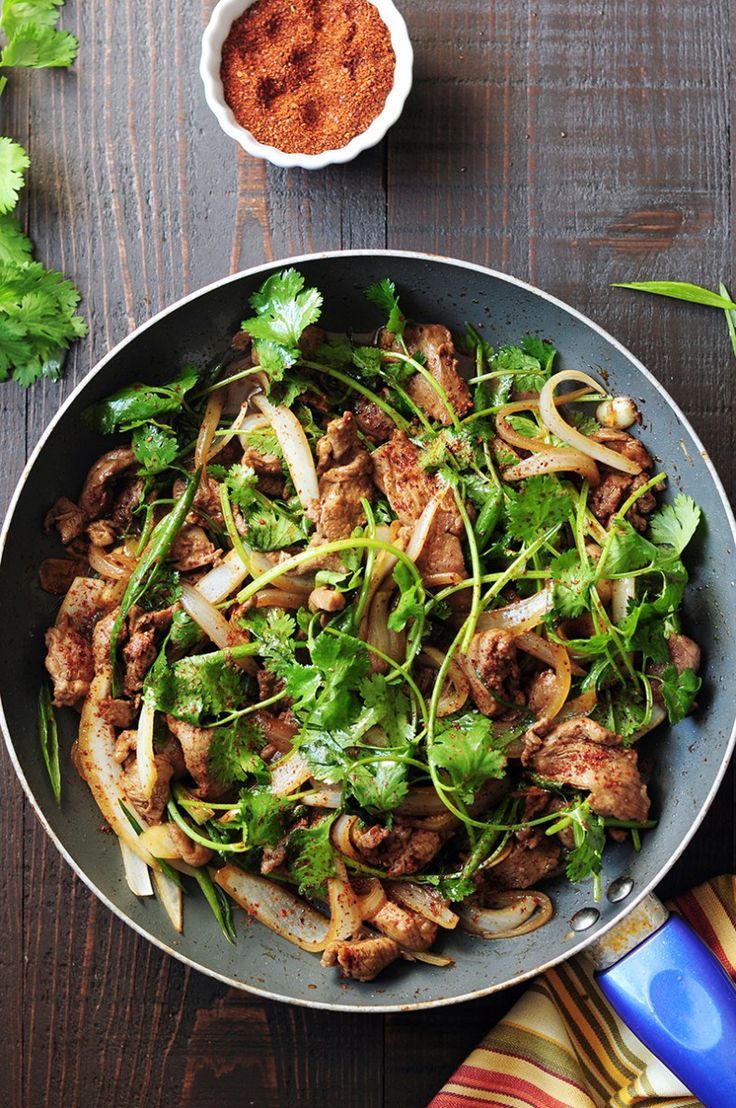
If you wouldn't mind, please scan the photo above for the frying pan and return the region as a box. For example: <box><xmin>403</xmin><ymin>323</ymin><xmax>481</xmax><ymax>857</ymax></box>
<box><xmin>2</xmin><ymin>251</ymin><xmax>736</xmax><ymax>1034</ymax></box>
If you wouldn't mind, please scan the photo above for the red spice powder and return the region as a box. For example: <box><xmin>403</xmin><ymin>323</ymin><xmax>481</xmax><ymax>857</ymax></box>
<box><xmin>220</xmin><ymin>0</ymin><xmax>396</xmax><ymax>155</ymax></box>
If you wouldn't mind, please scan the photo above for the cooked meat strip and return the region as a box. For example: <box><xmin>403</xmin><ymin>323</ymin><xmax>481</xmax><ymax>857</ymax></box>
<box><xmin>588</xmin><ymin>429</ymin><xmax>663</xmax><ymax>531</ymax></box>
<box><xmin>170</xmin><ymin>525</ymin><xmax>220</xmax><ymax>572</ymax></box>
<box><xmin>260</xmin><ymin>816</ymin><xmax>308</xmax><ymax>875</ymax></box>
<box><xmin>306</xmin><ymin>412</ymin><xmax>374</xmax><ymax>566</ymax></box>
<box><xmin>352</xmin><ymin>818</ymin><xmax>442</xmax><ymax>877</ymax></box>
<box><xmin>99</xmin><ymin>697</ymin><xmax>136</xmax><ymax>728</ymax></box>
<box><xmin>515</xmin><ymin>786</ymin><xmax>552</xmax><ymax>847</ymax></box>
<box><xmin>463</xmin><ymin>629</ymin><xmax>521</xmax><ymax>718</ymax></box>
<box><xmin>122</xmin><ymin>606</ymin><xmax>172</xmax><ymax>695</ymax></box>
<box><xmin>113</xmin><ymin>728</ymin><xmax>137</xmax><ymax>764</ymax></box>
<box><xmin>308</xmin><ymin>586</ymin><xmax>345</xmax><ymax>613</ymax></box>
<box><xmin>523</xmin><ymin>717</ymin><xmax>650</xmax><ymax>822</ymax></box>
<box><xmin>86</xmin><ymin>519</ymin><xmax>118</xmax><ymax>547</ymax></box>
<box><xmin>39</xmin><ymin>557</ymin><xmax>88</xmax><ymax>595</ymax></box>
<box><xmin>255</xmin><ymin>669</ymin><xmax>285</xmax><ymax>703</ymax></box>
<box><xmin>241</xmin><ymin>444</ymin><xmax>283</xmax><ymax>477</ymax></box>
<box><xmin>44</xmin><ymin>623</ymin><xmax>95</xmax><ymax>706</ymax></box>
<box><xmin>121</xmin><ymin>752</ymin><xmax>174</xmax><ymax>823</ymax></box>
<box><xmin>321</xmin><ymin>936</ymin><xmax>401</xmax><ymax>981</ymax></box>
<box><xmin>254</xmin><ymin>709</ymin><xmax>298</xmax><ymax>753</ymax></box>
<box><xmin>298</xmin><ymin>323</ymin><xmax>327</xmax><ymax>360</ymax></box>
<box><xmin>526</xmin><ymin>669</ymin><xmax>558</xmax><ymax>718</ymax></box>
<box><xmin>372</xmin><ymin>430</ymin><xmax>467</xmax><ymax>587</ymax></box>
<box><xmin>372</xmin><ymin>899</ymin><xmax>438</xmax><ymax>951</ymax></box>
<box><xmin>111</xmin><ymin>477</ymin><xmax>145</xmax><ymax>531</ymax></box>
<box><xmin>165</xmin><ymin>715</ymin><xmax>230</xmax><ymax>800</ymax></box>
<box><xmin>353</xmin><ymin>394</ymin><xmax>395</xmax><ymax>443</ymax></box>
<box><xmin>44</xmin><ymin>497</ymin><xmax>86</xmax><ymax>545</ymax></box>
<box><xmin>165</xmin><ymin>824</ymin><xmax>214</xmax><ymax>867</ymax></box>
<box><xmin>380</xmin><ymin>324</ymin><xmax>472</xmax><ymax>424</ymax></box>
<box><xmin>488</xmin><ymin>838</ymin><xmax>561</xmax><ymax>890</ymax></box>
<box><xmin>79</xmin><ymin>447</ymin><xmax>137</xmax><ymax>520</ymax></box>
<box><xmin>667</xmin><ymin>633</ymin><xmax>701</xmax><ymax>675</ymax></box>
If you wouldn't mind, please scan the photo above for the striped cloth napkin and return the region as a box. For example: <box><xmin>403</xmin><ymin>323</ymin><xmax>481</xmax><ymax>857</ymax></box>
<box><xmin>429</xmin><ymin>875</ymin><xmax>736</xmax><ymax>1108</ymax></box>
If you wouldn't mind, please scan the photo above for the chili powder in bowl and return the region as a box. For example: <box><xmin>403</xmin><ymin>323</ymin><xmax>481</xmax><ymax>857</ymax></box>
<box><xmin>200</xmin><ymin>0</ymin><xmax>412</xmax><ymax>169</ymax></box>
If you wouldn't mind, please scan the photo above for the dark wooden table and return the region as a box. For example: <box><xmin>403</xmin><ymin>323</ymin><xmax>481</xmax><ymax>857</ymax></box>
<box><xmin>1</xmin><ymin>1</ymin><xmax>733</xmax><ymax>1104</ymax></box>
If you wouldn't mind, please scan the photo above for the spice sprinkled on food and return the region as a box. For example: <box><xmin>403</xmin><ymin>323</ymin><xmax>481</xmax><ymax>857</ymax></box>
<box><xmin>220</xmin><ymin>0</ymin><xmax>396</xmax><ymax>155</ymax></box>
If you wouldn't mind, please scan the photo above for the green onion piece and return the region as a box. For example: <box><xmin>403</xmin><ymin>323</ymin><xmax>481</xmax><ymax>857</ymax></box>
<box><xmin>612</xmin><ymin>281</ymin><xmax>736</xmax><ymax>311</ymax></box>
<box><xmin>38</xmin><ymin>683</ymin><xmax>61</xmax><ymax>804</ymax></box>
<box><xmin>166</xmin><ymin>798</ymin><xmax>247</xmax><ymax>853</ymax></box>
<box><xmin>188</xmin><ymin>866</ymin><xmax>237</xmax><ymax>944</ymax></box>
<box><xmin>719</xmin><ymin>282</ymin><xmax>736</xmax><ymax>358</ymax></box>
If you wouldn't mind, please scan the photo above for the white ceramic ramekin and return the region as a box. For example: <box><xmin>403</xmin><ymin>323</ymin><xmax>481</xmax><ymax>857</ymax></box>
<box><xmin>200</xmin><ymin>0</ymin><xmax>413</xmax><ymax>170</ymax></box>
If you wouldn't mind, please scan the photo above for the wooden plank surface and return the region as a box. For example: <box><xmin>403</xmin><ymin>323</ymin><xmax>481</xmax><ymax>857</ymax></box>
<box><xmin>0</xmin><ymin>0</ymin><xmax>733</xmax><ymax>1104</ymax></box>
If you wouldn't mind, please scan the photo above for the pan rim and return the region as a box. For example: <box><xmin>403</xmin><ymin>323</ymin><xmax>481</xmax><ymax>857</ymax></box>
<box><xmin>2</xmin><ymin>247</ymin><xmax>735</xmax><ymax>1013</ymax></box>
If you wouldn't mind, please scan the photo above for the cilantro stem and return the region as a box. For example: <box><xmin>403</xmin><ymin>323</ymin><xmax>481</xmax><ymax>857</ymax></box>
<box><xmin>379</xmin><ymin>350</ymin><xmax>461</xmax><ymax>430</ymax></box>
<box><xmin>454</xmin><ymin>488</ymin><xmax>482</xmax><ymax>653</ymax></box>
<box><xmin>111</xmin><ymin>468</ymin><xmax>202</xmax><ymax>696</ymax></box>
<box><xmin>167</xmin><ymin>797</ymin><xmax>247</xmax><ymax>853</ymax></box>
<box><xmin>301</xmin><ymin>361</ymin><xmax>408</xmax><ymax>430</ymax></box>
<box><xmin>194</xmin><ymin>365</ymin><xmax>265</xmax><ymax>399</ymax></box>
<box><xmin>595</xmin><ymin>471</ymin><xmax>667</xmax><ymax>579</ymax></box>
<box><xmin>219</xmin><ymin>482</ymin><xmax>254</xmax><ymax>574</ymax></box>
<box><xmin>479</xmin><ymin>524</ymin><xmax>562</xmax><ymax>610</ymax></box>
<box><xmin>209</xmin><ymin>688</ymin><xmax>287</xmax><ymax>727</ymax></box>
<box><xmin>354</xmin><ymin>498</ymin><xmax>377</xmax><ymax>626</ymax></box>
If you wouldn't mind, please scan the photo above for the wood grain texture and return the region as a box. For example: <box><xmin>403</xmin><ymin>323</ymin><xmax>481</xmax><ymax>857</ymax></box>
<box><xmin>0</xmin><ymin>0</ymin><xmax>733</xmax><ymax>1104</ymax></box>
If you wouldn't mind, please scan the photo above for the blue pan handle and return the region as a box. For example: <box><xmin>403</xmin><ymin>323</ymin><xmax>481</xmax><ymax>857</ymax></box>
<box><xmin>596</xmin><ymin>914</ymin><xmax>736</xmax><ymax>1105</ymax></box>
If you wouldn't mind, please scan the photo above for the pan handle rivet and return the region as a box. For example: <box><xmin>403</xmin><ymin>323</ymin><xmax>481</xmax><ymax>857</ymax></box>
<box><xmin>607</xmin><ymin>876</ymin><xmax>634</xmax><ymax>903</ymax></box>
<box><xmin>570</xmin><ymin>907</ymin><xmax>600</xmax><ymax>931</ymax></box>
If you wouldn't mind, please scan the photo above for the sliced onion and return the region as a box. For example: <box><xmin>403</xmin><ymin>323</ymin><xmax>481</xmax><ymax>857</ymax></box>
<box><xmin>194</xmin><ymin>548</ymin><xmax>250</xmax><ymax>603</ymax></box>
<box><xmin>302</xmin><ymin>784</ymin><xmax>344</xmax><ymax>808</ymax></box>
<box><xmin>136</xmin><ymin>697</ymin><xmax>157</xmax><ymax>801</ymax></box>
<box><xmin>252</xmin><ymin>393</ymin><xmax>319</xmax><ymax>511</ymax></box>
<box><xmin>209</xmin><ymin>399</ymin><xmax>259</xmax><ymax>462</ymax></box>
<box><xmin>250</xmin><ymin>588</ymin><xmax>304</xmax><ymax>609</ymax></box>
<box><xmin>503</xmin><ymin>447</ymin><xmax>600</xmax><ymax>486</ymax></box>
<box><xmin>119</xmin><ymin>839</ymin><xmax>154</xmax><ymax>896</ymax></box>
<box><xmin>539</xmin><ymin>371</ymin><xmax>642</xmax><ymax>476</ymax></box>
<box><xmin>179</xmin><ymin>581</ymin><xmax>254</xmax><ymax>672</ymax></box>
<box><xmin>516</xmin><ymin>632</ymin><xmax>572</xmax><ymax>721</ymax></box>
<box><xmin>458</xmin><ymin>890</ymin><xmax>553</xmax><ymax>938</ymax></box>
<box><xmin>421</xmin><ymin>646</ymin><xmax>469</xmax><ymax>716</ymax></box>
<box><xmin>405</xmin><ymin>493</ymin><xmax>443</xmax><ymax>562</ymax></box>
<box><xmin>139</xmin><ymin>821</ymin><xmax>190</xmax><ymax>859</ymax></box>
<box><xmin>87</xmin><ymin>544</ymin><xmax>134</xmax><ymax>581</ymax></box>
<box><xmin>324</xmin><ymin>860</ymin><xmax>363</xmax><ymax>944</ymax></box>
<box><xmin>612</xmin><ymin>576</ymin><xmax>636</xmax><ymax>624</ymax></box>
<box><xmin>152</xmin><ymin>868</ymin><xmax>183</xmax><ymax>932</ymax></box>
<box><xmin>386</xmin><ymin>882</ymin><xmax>459</xmax><ymax>929</ymax></box>
<box><xmin>269</xmin><ymin>751</ymin><xmax>312</xmax><ymax>796</ymax></box>
<box><xmin>496</xmin><ymin>389</ymin><xmax>595</xmax><ymax>453</ymax></box>
<box><xmin>363</xmin><ymin>584</ymin><xmax>406</xmax><ymax>670</ymax></box>
<box><xmin>55</xmin><ymin>576</ymin><xmax>123</xmax><ymax>629</ymax></box>
<box><xmin>215</xmin><ymin>865</ymin><xmax>329</xmax><ymax>952</ymax></box>
<box><xmin>355</xmin><ymin>879</ymin><xmax>388</xmax><ymax>921</ymax></box>
<box><xmin>474</xmin><ymin>586</ymin><xmax>553</xmax><ymax>635</ymax></box>
<box><xmin>397</xmin><ymin>787</ymin><xmax>453</xmax><ymax>817</ymax></box>
<box><xmin>195</xmin><ymin>391</ymin><xmax>225</xmax><ymax>468</ymax></box>
<box><xmin>77</xmin><ymin>674</ymin><xmax>158</xmax><ymax>867</ymax></box>
<box><xmin>403</xmin><ymin>949</ymin><xmax>454</xmax><ymax>967</ymax></box>
<box><xmin>331</xmin><ymin>814</ymin><xmax>365</xmax><ymax>861</ymax></box>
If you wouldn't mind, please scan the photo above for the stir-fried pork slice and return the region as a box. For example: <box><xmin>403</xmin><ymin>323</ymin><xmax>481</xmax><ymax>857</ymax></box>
<box><xmin>122</xmin><ymin>607</ymin><xmax>172</xmax><ymax>695</ymax></box>
<box><xmin>380</xmin><ymin>324</ymin><xmax>472</xmax><ymax>424</ymax></box>
<box><xmin>44</xmin><ymin>624</ymin><xmax>95</xmax><ymax>706</ymax></box>
<box><xmin>306</xmin><ymin>413</ymin><xmax>374</xmax><ymax>565</ymax></box>
<box><xmin>308</xmin><ymin>586</ymin><xmax>345</xmax><ymax>613</ymax></box>
<box><xmin>111</xmin><ymin>477</ymin><xmax>145</xmax><ymax>530</ymax></box>
<box><xmin>372</xmin><ymin>899</ymin><xmax>438</xmax><ymax>951</ymax></box>
<box><xmin>372</xmin><ymin>430</ymin><xmax>467</xmax><ymax>586</ymax></box>
<box><xmin>487</xmin><ymin>838</ymin><xmax>561</xmax><ymax>890</ymax></box>
<box><xmin>463</xmin><ymin>629</ymin><xmax>521</xmax><ymax>718</ymax></box>
<box><xmin>44</xmin><ymin>497</ymin><xmax>87</xmax><ymax>545</ymax></box>
<box><xmin>164</xmin><ymin>825</ymin><xmax>214</xmax><ymax>866</ymax></box>
<box><xmin>86</xmin><ymin>519</ymin><xmax>118</xmax><ymax>547</ymax></box>
<box><xmin>165</xmin><ymin>716</ymin><xmax>230</xmax><ymax>800</ymax></box>
<box><xmin>321</xmin><ymin>936</ymin><xmax>401</xmax><ymax>981</ymax></box>
<box><xmin>352</xmin><ymin>818</ymin><xmax>442</xmax><ymax>877</ymax></box>
<box><xmin>121</xmin><ymin>752</ymin><xmax>174</xmax><ymax>823</ymax></box>
<box><xmin>79</xmin><ymin>447</ymin><xmax>137</xmax><ymax>520</ymax></box>
<box><xmin>524</xmin><ymin>717</ymin><xmax>650</xmax><ymax>822</ymax></box>
<box><xmin>353</xmin><ymin>394</ymin><xmax>395</xmax><ymax>443</ymax></box>
<box><xmin>667</xmin><ymin>633</ymin><xmax>701</xmax><ymax>675</ymax></box>
<box><xmin>170</xmin><ymin>525</ymin><xmax>220</xmax><ymax>572</ymax></box>
<box><xmin>526</xmin><ymin>669</ymin><xmax>558</xmax><ymax>718</ymax></box>
<box><xmin>588</xmin><ymin>429</ymin><xmax>663</xmax><ymax>531</ymax></box>
<box><xmin>99</xmin><ymin>697</ymin><xmax>136</xmax><ymax>729</ymax></box>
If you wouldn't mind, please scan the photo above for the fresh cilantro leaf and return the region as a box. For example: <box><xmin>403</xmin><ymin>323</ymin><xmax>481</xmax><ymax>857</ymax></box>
<box><xmin>0</xmin><ymin>212</ymin><xmax>33</xmax><ymax>265</ymax></box>
<box><xmin>147</xmin><ymin>647</ymin><xmax>253</xmax><ymax>724</ymax></box>
<box><xmin>648</xmin><ymin>494</ymin><xmax>701</xmax><ymax>557</ymax></box>
<box><xmin>233</xmin><ymin>786</ymin><xmax>288</xmax><ymax>848</ymax></box>
<box><xmin>591</xmin><ymin>683</ymin><xmax>650</xmax><ymax>743</ymax></box>
<box><xmin>558</xmin><ymin>799</ymin><xmax>606</xmax><ymax>888</ymax></box>
<box><xmin>207</xmin><ymin>719</ymin><xmax>266</xmax><ymax>786</ymax></box>
<box><xmin>429</xmin><ymin>714</ymin><xmax>507</xmax><ymax>803</ymax></box>
<box><xmin>168</xmin><ymin>608</ymin><xmax>202</xmax><ymax>654</ymax></box>
<box><xmin>426</xmin><ymin>872</ymin><xmax>477</xmax><ymax>903</ymax></box>
<box><xmin>0</xmin><ymin>23</ymin><xmax>78</xmax><ymax>67</ymax></box>
<box><xmin>242</xmin><ymin>268</ymin><xmax>323</xmax><ymax>381</ymax></box>
<box><xmin>137</xmin><ymin>564</ymin><xmax>181</xmax><ymax>612</ymax></box>
<box><xmin>242</xmin><ymin>506</ymin><xmax>307</xmax><ymax>551</ymax></box>
<box><xmin>289</xmin><ymin>815</ymin><xmax>337</xmax><ymax>896</ymax></box>
<box><xmin>387</xmin><ymin>560</ymin><xmax>424</xmax><ymax>632</ymax></box>
<box><xmin>224</xmin><ymin>463</ymin><xmax>259</xmax><ymax>509</ymax></box>
<box><xmin>0</xmin><ymin>259</ymin><xmax>86</xmax><ymax>385</ymax></box>
<box><xmin>659</xmin><ymin>664</ymin><xmax>701</xmax><ymax>725</ymax></box>
<box><xmin>520</xmin><ymin>334</ymin><xmax>557</xmax><ymax>375</ymax></box>
<box><xmin>84</xmin><ymin>365</ymin><xmax>199</xmax><ymax>433</ymax></box>
<box><xmin>1</xmin><ymin>0</ymin><xmax>64</xmax><ymax>35</ymax></box>
<box><xmin>492</xmin><ymin>343</ymin><xmax>550</xmax><ymax>394</ymax></box>
<box><xmin>419</xmin><ymin>427</ymin><xmax>476</xmax><ymax>472</ymax></box>
<box><xmin>604</xmin><ymin>521</ymin><xmax>659</xmax><ymax>574</ymax></box>
<box><xmin>131</xmin><ymin>423</ymin><xmax>179</xmax><ymax>474</ymax></box>
<box><xmin>567</xmin><ymin>408</ymin><xmax>601</xmax><ymax>437</ymax></box>
<box><xmin>308</xmin><ymin>630</ymin><xmax>369</xmax><ymax>728</ymax></box>
<box><xmin>316</xmin><ymin>336</ymin><xmax>384</xmax><ymax>380</ymax></box>
<box><xmin>247</xmin><ymin>610</ymin><xmax>323</xmax><ymax>706</ymax></box>
<box><xmin>350</xmin><ymin>757</ymin><xmax>408</xmax><ymax>815</ymax></box>
<box><xmin>365</xmin><ymin>277</ymin><xmax>404</xmax><ymax>338</ymax></box>
<box><xmin>505</xmin><ymin>475</ymin><xmax>572</xmax><ymax>544</ymax></box>
<box><xmin>352</xmin><ymin>344</ymin><xmax>384</xmax><ymax>377</ymax></box>
<box><xmin>0</xmin><ymin>316</ymin><xmax>32</xmax><ymax>380</ymax></box>
<box><xmin>550</xmin><ymin>549</ymin><xmax>596</xmax><ymax>619</ymax></box>
<box><xmin>0</xmin><ymin>137</ymin><xmax>30</xmax><ymax>213</ymax></box>
<box><xmin>241</xmin><ymin>427</ymin><xmax>283</xmax><ymax>461</ymax></box>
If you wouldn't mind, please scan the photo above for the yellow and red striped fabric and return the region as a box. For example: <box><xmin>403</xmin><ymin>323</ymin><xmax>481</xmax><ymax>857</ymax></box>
<box><xmin>429</xmin><ymin>875</ymin><xmax>736</xmax><ymax>1108</ymax></box>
